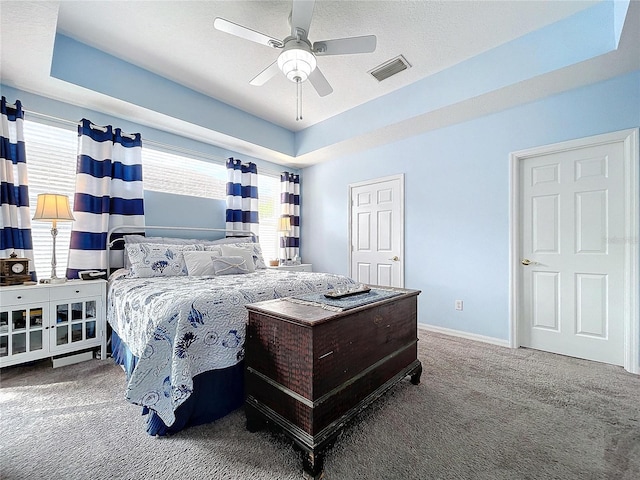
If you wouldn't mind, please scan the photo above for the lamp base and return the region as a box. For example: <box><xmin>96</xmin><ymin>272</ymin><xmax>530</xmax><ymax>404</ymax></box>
<box><xmin>49</xmin><ymin>277</ymin><xmax>67</xmax><ymax>284</ymax></box>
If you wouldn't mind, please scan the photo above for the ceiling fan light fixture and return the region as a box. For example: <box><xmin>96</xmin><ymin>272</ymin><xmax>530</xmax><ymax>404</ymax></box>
<box><xmin>277</xmin><ymin>47</ymin><xmax>317</xmax><ymax>82</ymax></box>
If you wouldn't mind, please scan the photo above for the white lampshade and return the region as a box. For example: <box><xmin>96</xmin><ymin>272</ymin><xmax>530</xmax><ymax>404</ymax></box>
<box><xmin>278</xmin><ymin>216</ymin><xmax>292</xmax><ymax>232</ymax></box>
<box><xmin>32</xmin><ymin>193</ymin><xmax>75</xmax><ymax>222</ymax></box>
<box><xmin>277</xmin><ymin>47</ymin><xmax>317</xmax><ymax>82</ymax></box>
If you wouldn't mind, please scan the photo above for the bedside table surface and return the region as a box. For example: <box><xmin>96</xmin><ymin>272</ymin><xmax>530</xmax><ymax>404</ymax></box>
<box><xmin>267</xmin><ymin>263</ymin><xmax>312</xmax><ymax>272</ymax></box>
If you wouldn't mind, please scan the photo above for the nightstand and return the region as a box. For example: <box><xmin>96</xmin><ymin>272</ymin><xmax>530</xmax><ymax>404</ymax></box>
<box><xmin>0</xmin><ymin>280</ymin><xmax>107</xmax><ymax>368</ymax></box>
<box><xmin>267</xmin><ymin>263</ymin><xmax>312</xmax><ymax>272</ymax></box>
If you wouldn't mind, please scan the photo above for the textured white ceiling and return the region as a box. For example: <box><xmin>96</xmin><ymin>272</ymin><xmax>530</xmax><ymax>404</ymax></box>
<box><xmin>53</xmin><ymin>0</ymin><xmax>597</xmax><ymax>131</ymax></box>
<box><xmin>1</xmin><ymin>0</ymin><xmax>638</xmax><ymax>167</ymax></box>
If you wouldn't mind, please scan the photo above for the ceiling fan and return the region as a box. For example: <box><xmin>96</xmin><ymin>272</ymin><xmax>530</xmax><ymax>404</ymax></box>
<box><xmin>213</xmin><ymin>0</ymin><xmax>377</xmax><ymax>120</ymax></box>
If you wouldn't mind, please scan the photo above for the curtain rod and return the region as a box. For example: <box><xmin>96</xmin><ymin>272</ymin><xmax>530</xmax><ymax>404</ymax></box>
<box><xmin>18</xmin><ymin>110</ymin><xmax>135</xmax><ymax>139</ymax></box>
<box><xmin>85</xmin><ymin>121</ymin><xmax>136</xmax><ymax>139</ymax></box>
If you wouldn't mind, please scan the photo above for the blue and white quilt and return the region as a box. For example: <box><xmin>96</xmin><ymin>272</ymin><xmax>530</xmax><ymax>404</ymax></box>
<box><xmin>107</xmin><ymin>269</ymin><xmax>355</xmax><ymax>427</ymax></box>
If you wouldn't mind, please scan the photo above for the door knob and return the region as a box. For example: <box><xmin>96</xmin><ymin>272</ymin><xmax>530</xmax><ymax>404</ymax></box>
<box><xmin>390</xmin><ymin>256</ymin><xmax>399</xmax><ymax>261</ymax></box>
<box><xmin>521</xmin><ymin>258</ymin><xmax>533</xmax><ymax>266</ymax></box>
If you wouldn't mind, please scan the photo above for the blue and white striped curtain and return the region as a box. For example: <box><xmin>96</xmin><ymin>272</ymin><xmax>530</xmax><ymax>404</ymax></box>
<box><xmin>0</xmin><ymin>97</ymin><xmax>36</xmax><ymax>279</ymax></box>
<box><xmin>280</xmin><ymin>172</ymin><xmax>300</xmax><ymax>261</ymax></box>
<box><xmin>225</xmin><ymin>158</ymin><xmax>259</xmax><ymax>236</ymax></box>
<box><xmin>66</xmin><ymin>119</ymin><xmax>144</xmax><ymax>279</ymax></box>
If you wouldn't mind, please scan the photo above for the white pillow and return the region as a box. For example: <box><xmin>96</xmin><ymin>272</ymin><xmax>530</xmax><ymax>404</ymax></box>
<box><xmin>126</xmin><ymin>244</ymin><xmax>198</xmax><ymax>278</ymax></box>
<box><xmin>203</xmin><ymin>245</ymin><xmax>224</xmax><ymax>256</ymax></box>
<box><xmin>211</xmin><ymin>256</ymin><xmax>251</xmax><ymax>275</ymax></box>
<box><xmin>210</xmin><ymin>243</ymin><xmax>265</xmax><ymax>269</ymax></box>
<box><xmin>220</xmin><ymin>244</ymin><xmax>256</xmax><ymax>272</ymax></box>
<box><xmin>232</xmin><ymin>243</ymin><xmax>267</xmax><ymax>269</ymax></box>
<box><xmin>183</xmin><ymin>250</ymin><xmax>221</xmax><ymax>276</ymax></box>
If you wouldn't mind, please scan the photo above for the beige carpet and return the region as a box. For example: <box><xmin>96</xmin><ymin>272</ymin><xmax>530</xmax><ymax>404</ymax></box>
<box><xmin>1</xmin><ymin>331</ymin><xmax>638</xmax><ymax>480</ymax></box>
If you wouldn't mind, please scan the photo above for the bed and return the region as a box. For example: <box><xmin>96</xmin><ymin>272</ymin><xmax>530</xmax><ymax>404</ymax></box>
<box><xmin>105</xmin><ymin>226</ymin><xmax>355</xmax><ymax>435</ymax></box>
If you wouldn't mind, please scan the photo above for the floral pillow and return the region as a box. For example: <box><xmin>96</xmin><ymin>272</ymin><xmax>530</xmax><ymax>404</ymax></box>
<box><xmin>209</xmin><ymin>243</ymin><xmax>266</xmax><ymax>269</ymax></box>
<box><xmin>236</xmin><ymin>242</ymin><xmax>267</xmax><ymax>269</ymax></box>
<box><xmin>126</xmin><ymin>243</ymin><xmax>199</xmax><ymax>278</ymax></box>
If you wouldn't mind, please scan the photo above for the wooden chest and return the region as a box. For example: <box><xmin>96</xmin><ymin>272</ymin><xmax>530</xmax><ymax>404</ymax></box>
<box><xmin>245</xmin><ymin>288</ymin><xmax>422</xmax><ymax>479</ymax></box>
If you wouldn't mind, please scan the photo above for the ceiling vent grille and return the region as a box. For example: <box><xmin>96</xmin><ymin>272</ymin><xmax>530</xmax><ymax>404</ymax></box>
<box><xmin>369</xmin><ymin>55</ymin><xmax>411</xmax><ymax>82</ymax></box>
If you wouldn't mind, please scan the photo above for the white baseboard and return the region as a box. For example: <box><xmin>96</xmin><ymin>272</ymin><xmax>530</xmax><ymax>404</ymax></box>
<box><xmin>418</xmin><ymin>323</ymin><xmax>511</xmax><ymax>348</ymax></box>
<box><xmin>52</xmin><ymin>351</ymin><xmax>94</xmax><ymax>368</ymax></box>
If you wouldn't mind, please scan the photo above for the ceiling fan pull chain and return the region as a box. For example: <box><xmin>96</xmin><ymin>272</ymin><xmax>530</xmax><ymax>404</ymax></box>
<box><xmin>296</xmin><ymin>77</ymin><xmax>303</xmax><ymax>121</ymax></box>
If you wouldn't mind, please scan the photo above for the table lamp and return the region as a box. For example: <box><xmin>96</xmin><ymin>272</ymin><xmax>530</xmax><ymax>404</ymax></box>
<box><xmin>32</xmin><ymin>193</ymin><xmax>75</xmax><ymax>283</ymax></box>
<box><xmin>277</xmin><ymin>216</ymin><xmax>292</xmax><ymax>265</ymax></box>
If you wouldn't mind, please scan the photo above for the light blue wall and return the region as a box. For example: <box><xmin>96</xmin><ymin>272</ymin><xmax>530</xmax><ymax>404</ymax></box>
<box><xmin>144</xmin><ymin>191</ymin><xmax>227</xmax><ymax>235</ymax></box>
<box><xmin>300</xmin><ymin>71</ymin><xmax>640</xmax><ymax>340</ymax></box>
<box><xmin>50</xmin><ymin>34</ymin><xmax>294</xmax><ymax>157</ymax></box>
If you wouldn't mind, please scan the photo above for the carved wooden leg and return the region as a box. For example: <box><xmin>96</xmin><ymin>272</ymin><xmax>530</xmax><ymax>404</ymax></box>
<box><xmin>410</xmin><ymin>362</ymin><xmax>422</xmax><ymax>385</ymax></box>
<box><xmin>302</xmin><ymin>450</ymin><xmax>325</xmax><ymax>480</ymax></box>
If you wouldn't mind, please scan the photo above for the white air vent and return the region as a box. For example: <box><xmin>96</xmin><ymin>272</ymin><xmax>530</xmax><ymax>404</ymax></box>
<box><xmin>369</xmin><ymin>55</ymin><xmax>411</xmax><ymax>82</ymax></box>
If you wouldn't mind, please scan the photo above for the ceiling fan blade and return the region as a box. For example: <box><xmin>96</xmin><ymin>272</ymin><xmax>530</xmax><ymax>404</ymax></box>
<box><xmin>249</xmin><ymin>61</ymin><xmax>280</xmax><ymax>86</ymax></box>
<box><xmin>308</xmin><ymin>67</ymin><xmax>333</xmax><ymax>97</ymax></box>
<box><xmin>291</xmin><ymin>0</ymin><xmax>315</xmax><ymax>38</ymax></box>
<box><xmin>313</xmin><ymin>35</ymin><xmax>377</xmax><ymax>56</ymax></box>
<box><xmin>214</xmin><ymin>17</ymin><xmax>283</xmax><ymax>48</ymax></box>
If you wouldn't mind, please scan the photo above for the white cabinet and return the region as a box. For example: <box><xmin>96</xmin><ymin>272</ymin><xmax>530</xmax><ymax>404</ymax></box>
<box><xmin>268</xmin><ymin>264</ymin><xmax>313</xmax><ymax>272</ymax></box>
<box><xmin>0</xmin><ymin>280</ymin><xmax>106</xmax><ymax>368</ymax></box>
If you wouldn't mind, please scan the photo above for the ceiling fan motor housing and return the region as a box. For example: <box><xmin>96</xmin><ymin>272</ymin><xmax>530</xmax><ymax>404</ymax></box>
<box><xmin>277</xmin><ymin>39</ymin><xmax>317</xmax><ymax>82</ymax></box>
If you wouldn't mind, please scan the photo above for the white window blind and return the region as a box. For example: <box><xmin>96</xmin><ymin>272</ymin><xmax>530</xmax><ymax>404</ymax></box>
<box><xmin>23</xmin><ymin>120</ymin><xmax>77</xmax><ymax>279</ymax></box>
<box><xmin>21</xmin><ymin>119</ymin><xmax>283</xmax><ymax>278</ymax></box>
<box><xmin>142</xmin><ymin>148</ymin><xmax>227</xmax><ymax>199</ymax></box>
<box><xmin>257</xmin><ymin>173</ymin><xmax>280</xmax><ymax>263</ymax></box>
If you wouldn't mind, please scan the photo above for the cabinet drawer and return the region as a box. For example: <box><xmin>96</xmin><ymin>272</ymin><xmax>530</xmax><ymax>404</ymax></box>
<box><xmin>0</xmin><ymin>287</ymin><xmax>48</xmax><ymax>307</ymax></box>
<box><xmin>49</xmin><ymin>282</ymin><xmax>104</xmax><ymax>301</ymax></box>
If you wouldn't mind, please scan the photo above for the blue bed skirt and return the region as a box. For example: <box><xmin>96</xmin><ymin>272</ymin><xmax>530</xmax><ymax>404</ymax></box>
<box><xmin>111</xmin><ymin>329</ymin><xmax>245</xmax><ymax>436</ymax></box>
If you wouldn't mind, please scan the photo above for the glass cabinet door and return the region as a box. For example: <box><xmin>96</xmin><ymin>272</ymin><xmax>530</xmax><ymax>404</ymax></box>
<box><xmin>51</xmin><ymin>299</ymin><xmax>98</xmax><ymax>351</ymax></box>
<box><xmin>0</xmin><ymin>311</ymin><xmax>8</xmax><ymax>357</ymax></box>
<box><xmin>0</xmin><ymin>305</ymin><xmax>46</xmax><ymax>358</ymax></box>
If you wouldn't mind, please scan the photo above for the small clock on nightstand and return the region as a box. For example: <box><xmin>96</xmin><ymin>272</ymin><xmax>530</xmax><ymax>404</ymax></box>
<box><xmin>0</xmin><ymin>252</ymin><xmax>31</xmax><ymax>286</ymax></box>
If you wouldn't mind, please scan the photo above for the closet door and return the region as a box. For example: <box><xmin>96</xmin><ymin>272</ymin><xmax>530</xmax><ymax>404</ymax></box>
<box><xmin>350</xmin><ymin>175</ymin><xmax>404</xmax><ymax>288</ymax></box>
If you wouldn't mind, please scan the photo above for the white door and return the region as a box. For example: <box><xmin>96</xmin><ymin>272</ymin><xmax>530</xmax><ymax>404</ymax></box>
<box><xmin>518</xmin><ymin>140</ymin><xmax>626</xmax><ymax>365</ymax></box>
<box><xmin>349</xmin><ymin>175</ymin><xmax>404</xmax><ymax>287</ymax></box>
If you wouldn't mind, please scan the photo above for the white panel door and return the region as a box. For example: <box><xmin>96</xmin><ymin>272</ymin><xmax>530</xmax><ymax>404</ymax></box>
<box><xmin>350</xmin><ymin>175</ymin><xmax>404</xmax><ymax>287</ymax></box>
<box><xmin>519</xmin><ymin>142</ymin><xmax>625</xmax><ymax>365</ymax></box>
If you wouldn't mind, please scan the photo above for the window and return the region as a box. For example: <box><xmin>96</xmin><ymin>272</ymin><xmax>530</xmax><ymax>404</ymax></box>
<box><xmin>142</xmin><ymin>147</ymin><xmax>227</xmax><ymax>199</ymax></box>
<box><xmin>257</xmin><ymin>174</ymin><xmax>281</xmax><ymax>263</ymax></box>
<box><xmin>22</xmin><ymin>118</ymin><xmax>282</xmax><ymax>278</ymax></box>
<box><xmin>23</xmin><ymin>120</ymin><xmax>77</xmax><ymax>280</ymax></box>
<box><xmin>142</xmin><ymin>147</ymin><xmax>281</xmax><ymax>262</ymax></box>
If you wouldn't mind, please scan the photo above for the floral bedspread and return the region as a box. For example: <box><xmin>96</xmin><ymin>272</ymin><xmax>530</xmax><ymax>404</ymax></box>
<box><xmin>107</xmin><ymin>269</ymin><xmax>354</xmax><ymax>427</ymax></box>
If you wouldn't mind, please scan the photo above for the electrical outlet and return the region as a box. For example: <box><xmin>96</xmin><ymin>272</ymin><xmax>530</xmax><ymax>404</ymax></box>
<box><xmin>455</xmin><ymin>300</ymin><xmax>463</xmax><ymax>311</ymax></box>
